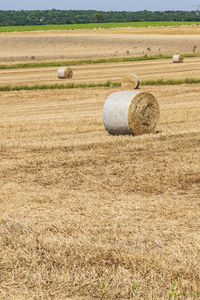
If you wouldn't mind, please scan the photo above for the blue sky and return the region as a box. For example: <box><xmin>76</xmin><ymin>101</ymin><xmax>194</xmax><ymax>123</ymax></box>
<box><xmin>0</xmin><ymin>0</ymin><xmax>194</xmax><ymax>11</ymax></box>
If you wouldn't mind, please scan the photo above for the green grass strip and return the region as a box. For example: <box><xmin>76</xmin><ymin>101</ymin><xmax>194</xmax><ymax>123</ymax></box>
<box><xmin>0</xmin><ymin>81</ymin><xmax>121</xmax><ymax>92</ymax></box>
<box><xmin>142</xmin><ymin>78</ymin><xmax>200</xmax><ymax>85</ymax></box>
<box><xmin>0</xmin><ymin>53</ymin><xmax>200</xmax><ymax>70</ymax></box>
<box><xmin>0</xmin><ymin>78</ymin><xmax>200</xmax><ymax>92</ymax></box>
<box><xmin>1</xmin><ymin>22</ymin><xmax>200</xmax><ymax>33</ymax></box>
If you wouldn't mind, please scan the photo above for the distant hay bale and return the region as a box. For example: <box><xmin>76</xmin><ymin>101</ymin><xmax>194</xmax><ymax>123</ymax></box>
<box><xmin>57</xmin><ymin>67</ymin><xmax>73</xmax><ymax>79</ymax></box>
<box><xmin>121</xmin><ymin>74</ymin><xmax>140</xmax><ymax>90</ymax></box>
<box><xmin>173</xmin><ymin>54</ymin><xmax>184</xmax><ymax>63</ymax></box>
<box><xmin>103</xmin><ymin>90</ymin><xmax>160</xmax><ymax>135</ymax></box>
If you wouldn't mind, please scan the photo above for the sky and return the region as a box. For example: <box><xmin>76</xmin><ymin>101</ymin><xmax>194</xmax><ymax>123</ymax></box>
<box><xmin>0</xmin><ymin>0</ymin><xmax>194</xmax><ymax>11</ymax></box>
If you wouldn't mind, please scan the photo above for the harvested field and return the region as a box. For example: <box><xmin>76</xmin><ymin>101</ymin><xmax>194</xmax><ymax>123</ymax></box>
<box><xmin>0</xmin><ymin>25</ymin><xmax>200</xmax><ymax>299</ymax></box>
<box><xmin>0</xmin><ymin>85</ymin><xmax>200</xmax><ymax>299</ymax></box>
<box><xmin>1</xmin><ymin>57</ymin><xmax>200</xmax><ymax>87</ymax></box>
<box><xmin>1</xmin><ymin>28</ymin><xmax>200</xmax><ymax>63</ymax></box>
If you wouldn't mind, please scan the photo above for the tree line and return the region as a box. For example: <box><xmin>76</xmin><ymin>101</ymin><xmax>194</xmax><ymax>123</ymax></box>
<box><xmin>0</xmin><ymin>10</ymin><xmax>200</xmax><ymax>26</ymax></box>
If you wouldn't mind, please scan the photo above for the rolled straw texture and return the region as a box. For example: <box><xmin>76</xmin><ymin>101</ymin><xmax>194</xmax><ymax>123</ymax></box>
<box><xmin>121</xmin><ymin>74</ymin><xmax>140</xmax><ymax>89</ymax></box>
<box><xmin>103</xmin><ymin>91</ymin><xmax>160</xmax><ymax>135</ymax></box>
<box><xmin>57</xmin><ymin>67</ymin><xmax>73</xmax><ymax>79</ymax></box>
<box><xmin>173</xmin><ymin>54</ymin><xmax>184</xmax><ymax>63</ymax></box>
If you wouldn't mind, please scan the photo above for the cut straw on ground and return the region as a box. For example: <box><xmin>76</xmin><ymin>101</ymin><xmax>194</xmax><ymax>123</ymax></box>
<box><xmin>0</xmin><ymin>53</ymin><xmax>199</xmax><ymax>70</ymax></box>
<box><xmin>0</xmin><ymin>78</ymin><xmax>200</xmax><ymax>92</ymax></box>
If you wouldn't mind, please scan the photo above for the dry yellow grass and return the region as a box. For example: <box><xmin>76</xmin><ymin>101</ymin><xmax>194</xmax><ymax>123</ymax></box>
<box><xmin>2</xmin><ymin>56</ymin><xmax>200</xmax><ymax>87</ymax></box>
<box><xmin>0</xmin><ymin>85</ymin><xmax>200</xmax><ymax>299</ymax></box>
<box><xmin>1</xmin><ymin>26</ymin><xmax>200</xmax><ymax>63</ymax></box>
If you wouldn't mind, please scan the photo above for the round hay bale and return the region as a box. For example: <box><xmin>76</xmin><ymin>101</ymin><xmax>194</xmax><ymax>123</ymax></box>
<box><xmin>172</xmin><ymin>54</ymin><xmax>184</xmax><ymax>63</ymax></box>
<box><xmin>57</xmin><ymin>67</ymin><xmax>73</xmax><ymax>79</ymax></box>
<box><xmin>121</xmin><ymin>74</ymin><xmax>140</xmax><ymax>89</ymax></box>
<box><xmin>103</xmin><ymin>90</ymin><xmax>160</xmax><ymax>136</ymax></box>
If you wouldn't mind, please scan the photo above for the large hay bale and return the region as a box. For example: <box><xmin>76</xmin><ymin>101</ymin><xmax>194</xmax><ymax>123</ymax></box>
<box><xmin>173</xmin><ymin>54</ymin><xmax>184</xmax><ymax>63</ymax></box>
<box><xmin>57</xmin><ymin>67</ymin><xmax>73</xmax><ymax>79</ymax></box>
<box><xmin>103</xmin><ymin>90</ymin><xmax>160</xmax><ymax>135</ymax></box>
<box><xmin>121</xmin><ymin>74</ymin><xmax>140</xmax><ymax>89</ymax></box>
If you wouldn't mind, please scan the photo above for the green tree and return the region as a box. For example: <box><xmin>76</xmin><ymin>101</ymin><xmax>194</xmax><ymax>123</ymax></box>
<box><xmin>92</xmin><ymin>13</ymin><xmax>105</xmax><ymax>23</ymax></box>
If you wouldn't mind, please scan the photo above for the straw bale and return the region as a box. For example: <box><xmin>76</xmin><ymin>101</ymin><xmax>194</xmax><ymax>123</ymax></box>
<box><xmin>173</xmin><ymin>54</ymin><xmax>184</xmax><ymax>63</ymax></box>
<box><xmin>103</xmin><ymin>91</ymin><xmax>160</xmax><ymax>135</ymax></box>
<box><xmin>57</xmin><ymin>67</ymin><xmax>73</xmax><ymax>79</ymax></box>
<box><xmin>121</xmin><ymin>74</ymin><xmax>140</xmax><ymax>89</ymax></box>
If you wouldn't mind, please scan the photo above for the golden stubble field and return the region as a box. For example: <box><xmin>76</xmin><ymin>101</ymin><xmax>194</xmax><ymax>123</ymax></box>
<box><xmin>2</xmin><ymin>57</ymin><xmax>200</xmax><ymax>87</ymax></box>
<box><xmin>0</xmin><ymin>85</ymin><xmax>200</xmax><ymax>299</ymax></box>
<box><xmin>0</xmin><ymin>26</ymin><xmax>200</xmax><ymax>299</ymax></box>
<box><xmin>1</xmin><ymin>25</ymin><xmax>200</xmax><ymax>62</ymax></box>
